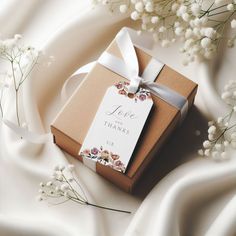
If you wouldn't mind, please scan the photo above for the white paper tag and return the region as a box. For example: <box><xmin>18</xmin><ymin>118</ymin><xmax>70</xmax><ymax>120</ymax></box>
<box><xmin>79</xmin><ymin>81</ymin><xmax>153</xmax><ymax>173</ymax></box>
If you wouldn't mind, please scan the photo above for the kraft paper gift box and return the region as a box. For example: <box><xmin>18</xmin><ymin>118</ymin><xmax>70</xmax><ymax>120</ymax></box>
<box><xmin>51</xmin><ymin>28</ymin><xmax>197</xmax><ymax>193</ymax></box>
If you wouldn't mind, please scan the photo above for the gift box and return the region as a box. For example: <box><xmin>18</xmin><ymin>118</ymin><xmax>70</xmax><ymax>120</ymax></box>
<box><xmin>51</xmin><ymin>28</ymin><xmax>197</xmax><ymax>193</ymax></box>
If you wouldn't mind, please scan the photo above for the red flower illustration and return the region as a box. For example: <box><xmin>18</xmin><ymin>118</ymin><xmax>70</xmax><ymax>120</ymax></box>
<box><xmin>118</xmin><ymin>89</ymin><xmax>127</xmax><ymax>95</ymax></box>
<box><xmin>114</xmin><ymin>81</ymin><xmax>151</xmax><ymax>102</ymax></box>
<box><xmin>80</xmin><ymin>146</ymin><xmax>125</xmax><ymax>173</ymax></box>
<box><xmin>116</xmin><ymin>83</ymin><xmax>123</xmax><ymax>89</ymax></box>
<box><xmin>91</xmin><ymin>147</ymin><xmax>99</xmax><ymax>155</ymax></box>
<box><xmin>139</xmin><ymin>94</ymin><xmax>147</xmax><ymax>101</ymax></box>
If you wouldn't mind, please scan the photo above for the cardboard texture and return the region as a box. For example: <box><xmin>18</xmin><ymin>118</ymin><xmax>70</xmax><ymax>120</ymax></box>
<box><xmin>51</xmin><ymin>37</ymin><xmax>198</xmax><ymax>193</ymax></box>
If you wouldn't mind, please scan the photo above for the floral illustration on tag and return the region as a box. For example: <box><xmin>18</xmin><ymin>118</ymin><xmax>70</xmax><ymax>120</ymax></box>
<box><xmin>80</xmin><ymin>146</ymin><xmax>125</xmax><ymax>173</ymax></box>
<box><xmin>114</xmin><ymin>81</ymin><xmax>151</xmax><ymax>102</ymax></box>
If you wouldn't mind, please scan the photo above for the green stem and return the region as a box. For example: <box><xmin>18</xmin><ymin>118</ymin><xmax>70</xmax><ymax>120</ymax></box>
<box><xmin>15</xmin><ymin>89</ymin><xmax>20</xmax><ymax>126</ymax></box>
<box><xmin>18</xmin><ymin>56</ymin><xmax>39</xmax><ymax>88</ymax></box>
<box><xmin>200</xmin><ymin>1</ymin><xmax>215</xmax><ymax>18</ymax></box>
<box><xmin>69</xmin><ymin>195</ymin><xmax>131</xmax><ymax>214</ymax></box>
<box><xmin>72</xmin><ymin>172</ymin><xmax>88</xmax><ymax>202</ymax></box>
<box><xmin>87</xmin><ymin>202</ymin><xmax>131</xmax><ymax>214</ymax></box>
<box><xmin>62</xmin><ymin>173</ymin><xmax>87</xmax><ymax>202</ymax></box>
<box><xmin>208</xmin><ymin>10</ymin><xmax>233</xmax><ymax>17</ymax></box>
<box><xmin>10</xmin><ymin>61</ymin><xmax>20</xmax><ymax>126</ymax></box>
<box><xmin>207</xmin><ymin>4</ymin><xmax>229</xmax><ymax>13</ymax></box>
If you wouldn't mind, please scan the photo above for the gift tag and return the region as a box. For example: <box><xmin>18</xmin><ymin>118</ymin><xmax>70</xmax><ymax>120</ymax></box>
<box><xmin>79</xmin><ymin>81</ymin><xmax>153</xmax><ymax>173</ymax></box>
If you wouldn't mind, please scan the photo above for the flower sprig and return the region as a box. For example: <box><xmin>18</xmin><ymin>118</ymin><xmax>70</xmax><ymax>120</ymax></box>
<box><xmin>198</xmin><ymin>80</ymin><xmax>236</xmax><ymax>160</ymax></box>
<box><xmin>0</xmin><ymin>34</ymin><xmax>40</xmax><ymax>126</ymax></box>
<box><xmin>37</xmin><ymin>164</ymin><xmax>131</xmax><ymax>214</ymax></box>
<box><xmin>94</xmin><ymin>0</ymin><xmax>236</xmax><ymax>65</ymax></box>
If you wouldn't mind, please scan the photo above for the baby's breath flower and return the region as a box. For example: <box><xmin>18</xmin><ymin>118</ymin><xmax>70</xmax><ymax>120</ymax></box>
<box><xmin>175</xmin><ymin>27</ymin><xmax>184</xmax><ymax>36</ymax></box>
<box><xmin>208</xmin><ymin>134</ymin><xmax>215</xmax><ymax>141</ymax></box>
<box><xmin>135</xmin><ymin>2</ymin><xmax>144</xmax><ymax>12</ymax></box>
<box><xmin>131</xmin><ymin>11</ymin><xmax>140</xmax><ymax>20</ymax></box>
<box><xmin>60</xmin><ymin>184</ymin><xmax>69</xmax><ymax>191</ymax></box>
<box><xmin>198</xmin><ymin>149</ymin><xmax>204</xmax><ymax>156</ymax></box>
<box><xmin>201</xmin><ymin>38</ymin><xmax>211</xmax><ymax>48</ymax></box>
<box><xmin>227</xmin><ymin>4</ymin><xmax>234</xmax><ymax>11</ymax></box>
<box><xmin>151</xmin><ymin>16</ymin><xmax>159</xmax><ymax>24</ymax></box>
<box><xmin>0</xmin><ymin>34</ymin><xmax>39</xmax><ymax>125</ymax></box>
<box><xmin>199</xmin><ymin>79</ymin><xmax>236</xmax><ymax>160</ymax></box>
<box><xmin>119</xmin><ymin>4</ymin><xmax>128</xmax><ymax>13</ymax></box>
<box><xmin>37</xmin><ymin>164</ymin><xmax>131</xmax><ymax>214</ymax></box>
<box><xmin>203</xmin><ymin>140</ymin><xmax>212</xmax><ymax>148</ymax></box>
<box><xmin>231</xmin><ymin>19</ymin><xmax>236</xmax><ymax>29</ymax></box>
<box><xmin>145</xmin><ymin>2</ymin><xmax>154</xmax><ymax>12</ymax></box>
<box><xmin>208</xmin><ymin>125</ymin><xmax>216</xmax><ymax>134</ymax></box>
<box><xmin>95</xmin><ymin>0</ymin><xmax>236</xmax><ymax>64</ymax></box>
<box><xmin>46</xmin><ymin>181</ymin><xmax>53</xmax><ymax>187</ymax></box>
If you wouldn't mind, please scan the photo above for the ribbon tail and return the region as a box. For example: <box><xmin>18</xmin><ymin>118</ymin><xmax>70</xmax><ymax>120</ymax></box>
<box><xmin>3</xmin><ymin>119</ymin><xmax>52</xmax><ymax>144</ymax></box>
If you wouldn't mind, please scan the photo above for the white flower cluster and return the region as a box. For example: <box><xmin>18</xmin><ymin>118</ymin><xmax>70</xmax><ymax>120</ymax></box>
<box><xmin>37</xmin><ymin>164</ymin><xmax>131</xmax><ymax>213</ymax></box>
<box><xmin>0</xmin><ymin>34</ymin><xmax>40</xmax><ymax>126</ymax></box>
<box><xmin>198</xmin><ymin>80</ymin><xmax>236</xmax><ymax>160</ymax></box>
<box><xmin>0</xmin><ymin>34</ymin><xmax>40</xmax><ymax>63</ymax></box>
<box><xmin>221</xmin><ymin>79</ymin><xmax>236</xmax><ymax>106</ymax></box>
<box><xmin>94</xmin><ymin>0</ymin><xmax>236</xmax><ymax>65</ymax></box>
<box><xmin>36</xmin><ymin>164</ymin><xmax>87</xmax><ymax>203</ymax></box>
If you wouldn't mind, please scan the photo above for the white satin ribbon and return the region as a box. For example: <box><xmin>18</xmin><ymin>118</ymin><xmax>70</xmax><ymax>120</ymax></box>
<box><xmin>107</xmin><ymin>27</ymin><xmax>188</xmax><ymax>117</ymax></box>
<box><xmin>98</xmin><ymin>50</ymin><xmax>188</xmax><ymax>117</ymax></box>
<box><xmin>60</xmin><ymin>27</ymin><xmax>190</xmax><ymax>171</ymax></box>
<box><xmin>63</xmin><ymin>27</ymin><xmax>188</xmax><ymax>118</ymax></box>
<box><xmin>82</xmin><ymin>157</ymin><xmax>97</xmax><ymax>172</ymax></box>
<box><xmin>61</xmin><ymin>61</ymin><xmax>96</xmax><ymax>100</ymax></box>
<box><xmin>3</xmin><ymin>119</ymin><xmax>52</xmax><ymax>143</ymax></box>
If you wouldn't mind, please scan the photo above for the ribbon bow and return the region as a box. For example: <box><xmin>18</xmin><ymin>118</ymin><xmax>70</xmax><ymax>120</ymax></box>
<box><xmin>97</xmin><ymin>28</ymin><xmax>188</xmax><ymax>118</ymax></box>
<box><xmin>62</xmin><ymin>28</ymin><xmax>188</xmax><ymax>119</ymax></box>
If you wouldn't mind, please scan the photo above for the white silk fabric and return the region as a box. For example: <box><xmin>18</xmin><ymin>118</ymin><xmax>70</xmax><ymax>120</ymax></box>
<box><xmin>0</xmin><ymin>1</ymin><xmax>235</xmax><ymax>236</ymax></box>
